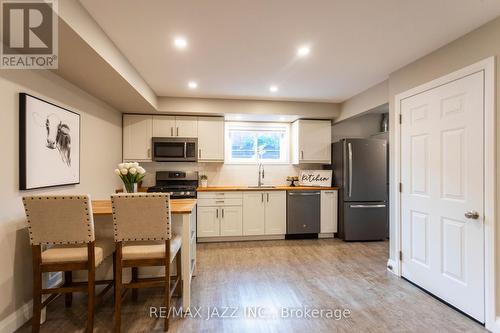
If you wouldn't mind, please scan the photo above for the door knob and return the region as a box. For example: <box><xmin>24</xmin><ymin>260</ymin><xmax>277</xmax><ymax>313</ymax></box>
<box><xmin>464</xmin><ymin>211</ymin><xmax>480</xmax><ymax>220</ymax></box>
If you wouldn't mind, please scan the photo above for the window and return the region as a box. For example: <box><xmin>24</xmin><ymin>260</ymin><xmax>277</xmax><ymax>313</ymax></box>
<box><xmin>225</xmin><ymin>122</ymin><xmax>289</xmax><ymax>164</ymax></box>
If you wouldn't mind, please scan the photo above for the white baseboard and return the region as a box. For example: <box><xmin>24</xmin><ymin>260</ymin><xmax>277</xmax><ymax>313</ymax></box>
<box><xmin>485</xmin><ymin>316</ymin><xmax>500</xmax><ymax>333</ymax></box>
<box><xmin>198</xmin><ymin>235</ymin><xmax>285</xmax><ymax>242</ymax></box>
<box><xmin>0</xmin><ymin>301</ymin><xmax>32</xmax><ymax>333</ymax></box>
<box><xmin>386</xmin><ymin>258</ymin><xmax>399</xmax><ymax>276</ymax></box>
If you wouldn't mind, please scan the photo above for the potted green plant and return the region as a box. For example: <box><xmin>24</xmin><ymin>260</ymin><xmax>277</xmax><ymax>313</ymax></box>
<box><xmin>200</xmin><ymin>174</ymin><xmax>208</xmax><ymax>188</ymax></box>
<box><xmin>114</xmin><ymin>162</ymin><xmax>146</xmax><ymax>193</ymax></box>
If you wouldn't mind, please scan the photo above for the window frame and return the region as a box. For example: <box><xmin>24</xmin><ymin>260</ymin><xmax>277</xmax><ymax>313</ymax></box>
<box><xmin>224</xmin><ymin>121</ymin><xmax>290</xmax><ymax>165</ymax></box>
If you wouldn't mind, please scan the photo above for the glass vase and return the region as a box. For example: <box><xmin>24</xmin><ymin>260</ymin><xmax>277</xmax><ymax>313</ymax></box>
<box><xmin>124</xmin><ymin>183</ymin><xmax>138</xmax><ymax>193</ymax></box>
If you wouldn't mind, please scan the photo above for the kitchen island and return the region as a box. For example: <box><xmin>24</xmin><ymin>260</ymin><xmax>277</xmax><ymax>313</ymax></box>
<box><xmin>92</xmin><ymin>199</ymin><xmax>197</xmax><ymax>311</ymax></box>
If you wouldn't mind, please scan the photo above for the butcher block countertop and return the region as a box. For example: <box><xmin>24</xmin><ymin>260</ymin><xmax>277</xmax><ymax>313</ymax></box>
<box><xmin>92</xmin><ymin>199</ymin><xmax>197</xmax><ymax>216</ymax></box>
<box><xmin>197</xmin><ymin>186</ymin><xmax>339</xmax><ymax>192</ymax></box>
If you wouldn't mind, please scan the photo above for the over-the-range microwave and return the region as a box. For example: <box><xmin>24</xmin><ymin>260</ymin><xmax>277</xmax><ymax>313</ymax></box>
<box><xmin>152</xmin><ymin>137</ymin><xmax>198</xmax><ymax>162</ymax></box>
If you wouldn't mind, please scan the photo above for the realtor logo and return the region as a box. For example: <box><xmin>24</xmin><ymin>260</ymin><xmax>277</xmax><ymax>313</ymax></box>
<box><xmin>1</xmin><ymin>0</ymin><xmax>58</xmax><ymax>69</ymax></box>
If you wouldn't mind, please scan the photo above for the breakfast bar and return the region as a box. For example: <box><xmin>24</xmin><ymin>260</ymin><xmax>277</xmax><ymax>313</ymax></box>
<box><xmin>91</xmin><ymin>199</ymin><xmax>197</xmax><ymax>311</ymax></box>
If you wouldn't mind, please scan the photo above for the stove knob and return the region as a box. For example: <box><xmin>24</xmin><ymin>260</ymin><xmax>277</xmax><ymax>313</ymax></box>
<box><xmin>169</xmin><ymin>192</ymin><xmax>174</xmax><ymax>195</ymax></box>
<box><xmin>185</xmin><ymin>191</ymin><xmax>191</xmax><ymax>196</ymax></box>
<box><xmin>180</xmin><ymin>192</ymin><xmax>185</xmax><ymax>195</ymax></box>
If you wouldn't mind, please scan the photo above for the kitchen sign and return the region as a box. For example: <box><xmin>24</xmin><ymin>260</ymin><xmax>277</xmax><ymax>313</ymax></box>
<box><xmin>299</xmin><ymin>170</ymin><xmax>332</xmax><ymax>187</ymax></box>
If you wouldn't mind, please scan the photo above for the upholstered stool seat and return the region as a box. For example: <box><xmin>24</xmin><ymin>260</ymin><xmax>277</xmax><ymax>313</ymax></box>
<box><xmin>121</xmin><ymin>235</ymin><xmax>181</xmax><ymax>261</ymax></box>
<box><xmin>42</xmin><ymin>239</ymin><xmax>115</xmax><ymax>265</ymax></box>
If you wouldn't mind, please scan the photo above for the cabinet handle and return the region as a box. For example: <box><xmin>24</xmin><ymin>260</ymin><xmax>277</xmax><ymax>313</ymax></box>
<box><xmin>267</xmin><ymin>193</ymin><xmax>269</xmax><ymax>202</ymax></box>
<box><xmin>216</xmin><ymin>208</ymin><xmax>218</xmax><ymax>218</ymax></box>
<box><xmin>147</xmin><ymin>148</ymin><xmax>151</xmax><ymax>158</ymax></box>
<box><xmin>170</xmin><ymin>127</ymin><xmax>173</xmax><ymax>136</ymax></box>
<box><xmin>199</xmin><ymin>149</ymin><xmax>201</xmax><ymax>158</ymax></box>
<box><xmin>215</xmin><ymin>200</ymin><xmax>225</xmax><ymax>203</ymax></box>
<box><xmin>222</xmin><ymin>208</ymin><xmax>224</xmax><ymax>218</ymax></box>
<box><xmin>301</xmin><ymin>150</ymin><xmax>304</xmax><ymax>159</ymax></box>
<box><xmin>176</xmin><ymin>127</ymin><xmax>179</xmax><ymax>136</ymax></box>
<box><xmin>261</xmin><ymin>193</ymin><xmax>264</xmax><ymax>203</ymax></box>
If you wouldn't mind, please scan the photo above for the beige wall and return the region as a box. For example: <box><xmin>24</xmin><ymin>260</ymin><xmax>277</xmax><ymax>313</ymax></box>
<box><xmin>331</xmin><ymin>113</ymin><xmax>383</xmax><ymax>143</ymax></box>
<box><xmin>0</xmin><ymin>70</ymin><xmax>122</xmax><ymax>332</ymax></box>
<box><xmin>157</xmin><ymin>97</ymin><xmax>340</xmax><ymax>119</ymax></box>
<box><xmin>336</xmin><ymin>79</ymin><xmax>389</xmax><ymax>122</ymax></box>
<box><xmin>387</xmin><ymin>15</ymin><xmax>500</xmax><ymax>324</ymax></box>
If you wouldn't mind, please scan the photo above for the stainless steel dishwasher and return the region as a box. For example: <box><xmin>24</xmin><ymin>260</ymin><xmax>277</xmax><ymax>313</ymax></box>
<box><xmin>286</xmin><ymin>191</ymin><xmax>321</xmax><ymax>236</ymax></box>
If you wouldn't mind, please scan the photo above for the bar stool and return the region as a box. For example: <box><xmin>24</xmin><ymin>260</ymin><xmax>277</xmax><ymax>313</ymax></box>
<box><xmin>111</xmin><ymin>193</ymin><xmax>182</xmax><ymax>332</ymax></box>
<box><xmin>22</xmin><ymin>195</ymin><xmax>114</xmax><ymax>333</ymax></box>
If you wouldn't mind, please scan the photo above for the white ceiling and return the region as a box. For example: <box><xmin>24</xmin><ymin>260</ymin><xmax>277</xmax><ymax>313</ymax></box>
<box><xmin>79</xmin><ymin>0</ymin><xmax>500</xmax><ymax>103</ymax></box>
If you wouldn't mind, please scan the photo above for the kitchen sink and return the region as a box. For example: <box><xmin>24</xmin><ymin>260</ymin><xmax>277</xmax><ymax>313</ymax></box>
<box><xmin>247</xmin><ymin>185</ymin><xmax>276</xmax><ymax>189</ymax></box>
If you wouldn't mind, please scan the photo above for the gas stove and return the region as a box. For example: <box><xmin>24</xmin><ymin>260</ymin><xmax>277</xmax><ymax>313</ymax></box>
<box><xmin>147</xmin><ymin>171</ymin><xmax>198</xmax><ymax>199</ymax></box>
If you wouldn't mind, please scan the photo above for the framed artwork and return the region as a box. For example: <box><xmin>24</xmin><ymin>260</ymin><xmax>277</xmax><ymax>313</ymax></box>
<box><xmin>19</xmin><ymin>93</ymin><xmax>80</xmax><ymax>190</ymax></box>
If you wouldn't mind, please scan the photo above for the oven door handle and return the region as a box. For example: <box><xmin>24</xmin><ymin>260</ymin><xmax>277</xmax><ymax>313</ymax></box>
<box><xmin>184</xmin><ymin>142</ymin><xmax>187</xmax><ymax>158</ymax></box>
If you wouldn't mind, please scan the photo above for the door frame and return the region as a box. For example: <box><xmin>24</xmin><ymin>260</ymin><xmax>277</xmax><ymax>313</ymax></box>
<box><xmin>392</xmin><ymin>57</ymin><xmax>496</xmax><ymax>330</ymax></box>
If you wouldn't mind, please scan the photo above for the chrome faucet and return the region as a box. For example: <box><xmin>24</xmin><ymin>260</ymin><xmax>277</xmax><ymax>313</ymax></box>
<box><xmin>258</xmin><ymin>163</ymin><xmax>265</xmax><ymax>187</ymax></box>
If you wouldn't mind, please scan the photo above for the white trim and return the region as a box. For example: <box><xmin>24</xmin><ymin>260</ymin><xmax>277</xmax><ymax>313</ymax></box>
<box><xmin>393</xmin><ymin>56</ymin><xmax>496</xmax><ymax>330</ymax></box>
<box><xmin>0</xmin><ymin>301</ymin><xmax>33</xmax><ymax>333</ymax></box>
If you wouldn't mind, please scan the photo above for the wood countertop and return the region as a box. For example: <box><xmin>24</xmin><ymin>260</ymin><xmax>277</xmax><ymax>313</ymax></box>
<box><xmin>197</xmin><ymin>186</ymin><xmax>339</xmax><ymax>192</ymax></box>
<box><xmin>91</xmin><ymin>199</ymin><xmax>197</xmax><ymax>216</ymax></box>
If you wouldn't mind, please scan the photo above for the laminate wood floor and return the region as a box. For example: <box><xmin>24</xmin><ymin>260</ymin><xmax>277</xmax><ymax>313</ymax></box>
<box><xmin>16</xmin><ymin>239</ymin><xmax>487</xmax><ymax>332</ymax></box>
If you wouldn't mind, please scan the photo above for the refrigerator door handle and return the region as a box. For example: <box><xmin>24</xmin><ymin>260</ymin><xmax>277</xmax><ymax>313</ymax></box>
<box><xmin>348</xmin><ymin>142</ymin><xmax>353</xmax><ymax>198</ymax></box>
<box><xmin>350</xmin><ymin>204</ymin><xmax>387</xmax><ymax>208</ymax></box>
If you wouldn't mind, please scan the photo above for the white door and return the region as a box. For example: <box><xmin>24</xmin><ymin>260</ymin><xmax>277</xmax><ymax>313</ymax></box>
<box><xmin>243</xmin><ymin>192</ymin><xmax>265</xmax><ymax>235</ymax></box>
<box><xmin>175</xmin><ymin>116</ymin><xmax>198</xmax><ymax>137</ymax></box>
<box><xmin>220</xmin><ymin>206</ymin><xmax>243</xmax><ymax>236</ymax></box>
<box><xmin>197</xmin><ymin>207</ymin><xmax>220</xmax><ymax>237</ymax></box>
<box><xmin>401</xmin><ymin>71</ymin><xmax>484</xmax><ymax>322</ymax></box>
<box><xmin>198</xmin><ymin>117</ymin><xmax>224</xmax><ymax>161</ymax></box>
<box><xmin>123</xmin><ymin>115</ymin><xmax>152</xmax><ymax>161</ymax></box>
<box><xmin>152</xmin><ymin>116</ymin><xmax>176</xmax><ymax>137</ymax></box>
<box><xmin>264</xmin><ymin>191</ymin><xmax>286</xmax><ymax>235</ymax></box>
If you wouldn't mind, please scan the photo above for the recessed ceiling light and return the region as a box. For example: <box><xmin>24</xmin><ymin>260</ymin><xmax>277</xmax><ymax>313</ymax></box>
<box><xmin>297</xmin><ymin>46</ymin><xmax>310</xmax><ymax>57</ymax></box>
<box><xmin>269</xmin><ymin>85</ymin><xmax>278</xmax><ymax>92</ymax></box>
<box><xmin>188</xmin><ymin>81</ymin><xmax>198</xmax><ymax>89</ymax></box>
<box><xmin>174</xmin><ymin>37</ymin><xmax>187</xmax><ymax>49</ymax></box>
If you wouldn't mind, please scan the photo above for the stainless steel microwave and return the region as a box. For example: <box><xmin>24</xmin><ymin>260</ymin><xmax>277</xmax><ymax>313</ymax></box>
<box><xmin>152</xmin><ymin>137</ymin><xmax>198</xmax><ymax>162</ymax></box>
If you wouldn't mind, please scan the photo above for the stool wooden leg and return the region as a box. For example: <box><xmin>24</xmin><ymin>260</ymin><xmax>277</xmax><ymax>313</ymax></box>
<box><xmin>164</xmin><ymin>240</ymin><xmax>170</xmax><ymax>332</ymax></box>
<box><xmin>86</xmin><ymin>242</ymin><xmax>96</xmax><ymax>333</ymax></box>
<box><xmin>174</xmin><ymin>250</ymin><xmax>182</xmax><ymax>296</ymax></box>
<box><xmin>115</xmin><ymin>242</ymin><xmax>122</xmax><ymax>333</ymax></box>
<box><xmin>131</xmin><ymin>267</ymin><xmax>138</xmax><ymax>301</ymax></box>
<box><xmin>32</xmin><ymin>245</ymin><xmax>42</xmax><ymax>333</ymax></box>
<box><xmin>64</xmin><ymin>271</ymin><xmax>73</xmax><ymax>307</ymax></box>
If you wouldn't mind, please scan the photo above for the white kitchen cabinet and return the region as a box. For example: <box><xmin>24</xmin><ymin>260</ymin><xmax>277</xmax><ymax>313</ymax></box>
<box><xmin>291</xmin><ymin>119</ymin><xmax>331</xmax><ymax>164</ymax></box>
<box><xmin>197</xmin><ymin>117</ymin><xmax>224</xmax><ymax>162</ymax></box>
<box><xmin>123</xmin><ymin>114</ymin><xmax>153</xmax><ymax>161</ymax></box>
<box><xmin>152</xmin><ymin>116</ymin><xmax>197</xmax><ymax>138</ymax></box>
<box><xmin>152</xmin><ymin>115</ymin><xmax>176</xmax><ymax>137</ymax></box>
<box><xmin>242</xmin><ymin>191</ymin><xmax>286</xmax><ymax>236</ymax></box>
<box><xmin>197</xmin><ymin>206</ymin><xmax>220</xmax><ymax>237</ymax></box>
<box><xmin>264</xmin><ymin>191</ymin><xmax>286</xmax><ymax>235</ymax></box>
<box><xmin>197</xmin><ymin>192</ymin><xmax>243</xmax><ymax>238</ymax></box>
<box><xmin>320</xmin><ymin>190</ymin><xmax>338</xmax><ymax>235</ymax></box>
<box><xmin>176</xmin><ymin>116</ymin><xmax>198</xmax><ymax>137</ymax></box>
<box><xmin>220</xmin><ymin>206</ymin><xmax>243</xmax><ymax>236</ymax></box>
<box><xmin>242</xmin><ymin>192</ymin><xmax>266</xmax><ymax>235</ymax></box>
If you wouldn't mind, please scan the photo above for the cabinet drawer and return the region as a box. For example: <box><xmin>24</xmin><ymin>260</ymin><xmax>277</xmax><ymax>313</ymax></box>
<box><xmin>197</xmin><ymin>192</ymin><xmax>243</xmax><ymax>199</ymax></box>
<box><xmin>197</xmin><ymin>198</ymin><xmax>243</xmax><ymax>207</ymax></box>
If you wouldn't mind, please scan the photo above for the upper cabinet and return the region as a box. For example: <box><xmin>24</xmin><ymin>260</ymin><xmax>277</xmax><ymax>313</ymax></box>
<box><xmin>123</xmin><ymin>114</ymin><xmax>224</xmax><ymax>162</ymax></box>
<box><xmin>152</xmin><ymin>116</ymin><xmax>197</xmax><ymax>137</ymax></box>
<box><xmin>197</xmin><ymin>117</ymin><xmax>224</xmax><ymax>162</ymax></box>
<box><xmin>123</xmin><ymin>114</ymin><xmax>153</xmax><ymax>162</ymax></box>
<box><xmin>291</xmin><ymin>120</ymin><xmax>331</xmax><ymax>164</ymax></box>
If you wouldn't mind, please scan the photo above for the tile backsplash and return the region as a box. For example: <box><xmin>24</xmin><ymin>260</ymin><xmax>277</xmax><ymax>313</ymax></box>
<box><xmin>140</xmin><ymin>162</ymin><xmax>322</xmax><ymax>187</ymax></box>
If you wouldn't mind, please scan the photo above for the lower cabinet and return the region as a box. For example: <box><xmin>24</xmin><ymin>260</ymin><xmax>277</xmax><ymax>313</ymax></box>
<box><xmin>320</xmin><ymin>190</ymin><xmax>338</xmax><ymax>235</ymax></box>
<box><xmin>220</xmin><ymin>206</ymin><xmax>243</xmax><ymax>236</ymax></box>
<box><xmin>197</xmin><ymin>192</ymin><xmax>243</xmax><ymax>238</ymax></box>
<box><xmin>243</xmin><ymin>191</ymin><xmax>286</xmax><ymax>236</ymax></box>
<box><xmin>197</xmin><ymin>207</ymin><xmax>220</xmax><ymax>237</ymax></box>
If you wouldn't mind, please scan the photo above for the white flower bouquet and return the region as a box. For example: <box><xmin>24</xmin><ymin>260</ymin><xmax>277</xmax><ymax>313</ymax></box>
<box><xmin>114</xmin><ymin>162</ymin><xmax>146</xmax><ymax>193</ymax></box>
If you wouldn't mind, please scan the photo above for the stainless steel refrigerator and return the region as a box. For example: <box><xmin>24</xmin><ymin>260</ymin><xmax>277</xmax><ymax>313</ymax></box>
<box><xmin>330</xmin><ymin>138</ymin><xmax>388</xmax><ymax>241</ymax></box>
